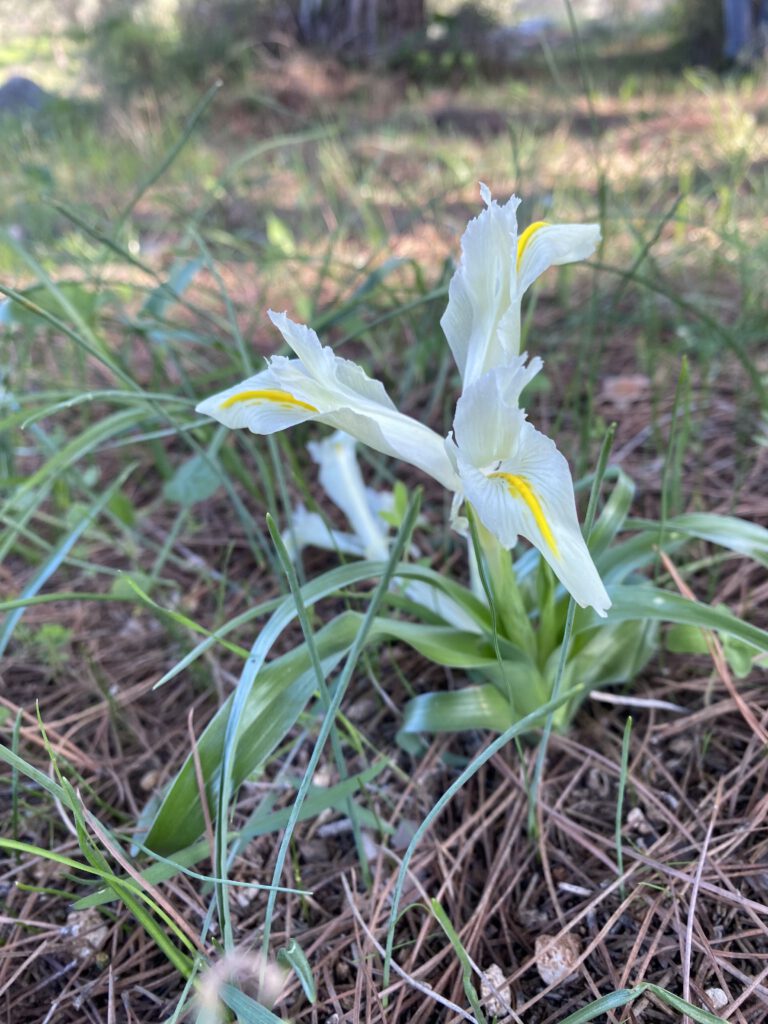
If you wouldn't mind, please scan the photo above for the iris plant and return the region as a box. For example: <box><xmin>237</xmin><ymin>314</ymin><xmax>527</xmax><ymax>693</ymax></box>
<box><xmin>197</xmin><ymin>188</ymin><xmax>608</xmax><ymax>615</ymax></box>
<box><xmin>146</xmin><ymin>187</ymin><xmax>768</xmax><ymax>854</ymax></box>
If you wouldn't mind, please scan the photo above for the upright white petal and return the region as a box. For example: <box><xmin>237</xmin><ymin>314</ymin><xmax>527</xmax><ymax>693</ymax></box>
<box><xmin>451</xmin><ymin>357</ymin><xmax>541</xmax><ymax>468</ymax></box>
<box><xmin>441</xmin><ymin>187</ymin><xmax>601</xmax><ymax>386</ymax></box>
<box><xmin>308</xmin><ymin>431</ymin><xmax>390</xmax><ymax>560</ymax></box>
<box><xmin>516</xmin><ymin>222</ymin><xmax>601</xmax><ymax>297</ymax></box>
<box><xmin>440</xmin><ymin>188</ymin><xmax>522</xmax><ymax>387</ymax></box>
<box><xmin>196</xmin><ymin>313</ymin><xmax>459</xmax><ymax>491</ymax></box>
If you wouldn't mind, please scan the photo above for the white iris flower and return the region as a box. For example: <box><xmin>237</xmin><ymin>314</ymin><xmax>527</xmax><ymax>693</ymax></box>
<box><xmin>197</xmin><ymin>315</ymin><xmax>610</xmax><ymax>616</ymax></box>
<box><xmin>441</xmin><ymin>184</ymin><xmax>600</xmax><ymax>387</ymax></box>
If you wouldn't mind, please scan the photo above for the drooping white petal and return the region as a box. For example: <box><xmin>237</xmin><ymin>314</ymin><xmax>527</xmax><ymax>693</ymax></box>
<box><xmin>516</xmin><ymin>223</ymin><xmax>601</xmax><ymax>298</ymax></box>
<box><xmin>195</xmin><ymin>367</ymin><xmax>319</xmax><ymax>434</ymax></box>
<box><xmin>456</xmin><ymin>419</ymin><xmax>610</xmax><ymax>616</ymax></box>
<box><xmin>308</xmin><ymin>431</ymin><xmax>390</xmax><ymax>560</ymax></box>
<box><xmin>196</xmin><ymin>312</ymin><xmax>459</xmax><ymax>491</ymax></box>
<box><xmin>440</xmin><ymin>188</ymin><xmax>522</xmax><ymax>387</ymax></box>
<box><xmin>269</xmin><ymin>310</ymin><xmax>398</xmax><ymax>412</ymax></box>
<box><xmin>450</xmin><ymin>358</ymin><xmax>541</xmax><ymax>468</ymax></box>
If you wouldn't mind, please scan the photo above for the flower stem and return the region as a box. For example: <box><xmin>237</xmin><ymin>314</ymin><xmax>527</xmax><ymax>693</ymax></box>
<box><xmin>473</xmin><ymin>517</ymin><xmax>537</xmax><ymax>657</ymax></box>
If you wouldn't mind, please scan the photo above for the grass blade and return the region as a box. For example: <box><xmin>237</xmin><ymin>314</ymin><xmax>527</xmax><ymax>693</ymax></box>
<box><xmin>260</xmin><ymin>490</ymin><xmax>423</xmax><ymax>970</ymax></box>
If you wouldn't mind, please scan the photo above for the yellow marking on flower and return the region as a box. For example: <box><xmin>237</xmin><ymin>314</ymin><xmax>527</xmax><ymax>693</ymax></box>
<box><xmin>220</xmin><ymin>389</ymin><xmax>317</xmax><ymax>412</ymax></box>
<box><xmin>488</xmin><ymin>472</ymin><xmax>560</xmax><ymax>558</ymax></box>
<box><xmin>516</xmin><ymin>221</ymin><xmax>549</xmax><ymax>272</ymax></box>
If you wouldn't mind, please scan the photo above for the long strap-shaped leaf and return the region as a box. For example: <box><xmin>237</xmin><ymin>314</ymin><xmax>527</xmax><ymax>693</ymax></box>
<box><xmin>145</xmin><ymin>611</ymin><xmax>507</xmax><ymax>855</ymax></box>
<box><xmin>153</xmin><ymin>559</ymin><xmax>489</xmax><ymax>689</ymax></box>
<box><xmin>628</xmin><ymin>512</ymin><xmax>768</xmax><ymax>566</ymax></box>
<box><xmin>596</xmin><ymin>584</ymin><xmax>768</xmax><ymax>651</ymax></box>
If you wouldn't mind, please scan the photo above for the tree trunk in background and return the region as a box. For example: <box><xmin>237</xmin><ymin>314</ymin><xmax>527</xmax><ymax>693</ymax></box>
<box><xmin>297</xmin><ymin>0</ymin><xmax>426</xmax><ymax>57</ymax></box>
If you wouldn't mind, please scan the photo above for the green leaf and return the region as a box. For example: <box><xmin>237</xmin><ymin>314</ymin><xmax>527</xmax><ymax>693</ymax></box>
<box><xmin>145</xmin><ymin>613</ymin><xmax>360</xmax><ymax>854</ymax></box>
<box><xmin>2</xmin><ymin>282</ymin><xmax>101</xmax><ymax>330</ymax></box>
<box><xmin>149</xmin><ymin>607</ymin><xmax>520</xmax><ymax>854</ymax></box>
<box><xmin>399</xmin><ymin>684</ymin><xmax>516</xmax><ymax>738</ymax></box>
<box><xmin>551</xmin><ymin>982</ymin><xmax>727</xmax><ymax>1024</ymax></box>
<box><xmin>374</xmin><ymin>619</ymin><xmax>501</xmax><ymax>669</ymax></box>
<box><xmin>644</xmin><ymin>983</ymin><xmax>727</xmax><ymax>1023</ymax></box>
<box><xmin>153</xmin><ymin>559</ymin><xmax>491</xmax><ymax>690</ymax></box>
<box><xmin>380</xmin><ymin>480</ymin><xmax>408</xmax><ymax>527</ymax></box>
<box><xmin>630</xmin><ymin>513</ymin><xmax>768</xmax><ymax>567</ymax></box>
<box><xmin>110</xmin><ymin>571</ymin><xmax>155</xmax><ymax>601</ymax></box>
<box><xmin>588</xmin><ymin>468</ymin><xmax>635</xmax><ymax>558</ymax></box>
<box><xmin>565</xmin><ymin>618</ymin><xmax>658</xmax><ymax>690</ymax></box>
<box><xmin>430</xmin><ymin>899</ymin><xmax>487</xmax><ymax>1024</ymax></box>
<box><xmin>316</xmin><ymin>257</ymin><xmax>413</xmax><ymax>330</ymax></box>
<box><xmin>277</xmin><ymin>939</ymin><xmax>316</xmax><ymax>1004</ymax></box>
<box><xmin>601</xmin><ymin>585</ymin><xmax>768</xmax><ymax>654</ymax></box>
<box><xmin>4</xmin><ymin>407</ymin><xmax>145</xmax><ymax>518</ymax></box>
<box><xmin>0</xmin><ymin>744</ymin><xmax>76</xmax><ymax>810</ymax></box>
<box><xmin>556</xmin><ymin>989</ymin><xmax>640</xmax><ymax>1023</ymax></box>
<box><xmin>666</xmin><ymin>623</ymin><xmax>709</xmax><ymax>655</ymax></box>
<box><xmin>666</xmin><ymin>621</ymin><xmax>764</xmax><ymax>678</ymax></box>
<box><xmin>0</xmin><ymin>466</ymin><xmax>135</xmax><ymax>657</ymax></box>
<box><xmin>108</xmin><ymin>488</ymin><xmax>136</xmax><ymax>526</ymax></box>
<box><xmin>597</xmin><ymin>511</ymin><xmax>768</xmax><ymax>586</ymax></box>
<box><xmin>217</xmin><ymin>984</ymin><xmax>284</xmax><ymax>1024</ymax></box>
<box><xmin>234</xmin><ymin>759</ymin><xmax>389</xmax><ymax>852</ymax></box>
<box><xmin>723</xmin><ymin>633</ymin><xmax>765</xmax><ymax>676</ymax></box>
<box><xmin>266</xmin><ymin>213</ymin><xmax>296</xmax><ymax>256</ymax></box>
<box><xmin>142</xmin><ymin>259</ymin><xmax>203</xmax><ymax>320</ymax></box>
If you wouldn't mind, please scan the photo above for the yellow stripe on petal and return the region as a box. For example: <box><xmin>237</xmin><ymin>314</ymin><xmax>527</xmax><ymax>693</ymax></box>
<box><xmin>219</xmin><ymin>389</ymin><xmax>317</xmax><ymax>412</ymax></box>
<box><xmin>489</xmin><ymin>471</ymin><xmax>560</xmax><ymax>558</ymax></box>
<box><xmin>516</xmin><ymin>220</ymin><xmax>549</xmax><ymax>272</ymax></box>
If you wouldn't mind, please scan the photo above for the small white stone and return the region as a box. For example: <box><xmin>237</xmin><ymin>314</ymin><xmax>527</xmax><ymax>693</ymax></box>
<box><xmin>312</xmin><ymin>766</ymin><xmax>332</xmax><ymax>788</ymax></box>
<box><xmin>535</xmin><ymin>933</ymin><xmax>581</xmax><ymax>987</ymax></box>
<box><xmin>626</xmin><ymin>806</ymin><xmax>653</xmax><ymax>835</ymax></box>
<box><xmin>64</xmin><ymin>908</ymin><xmax>109</xmax><ymax>961</ymax></box>
<box><xmin>703</xmin><ymin>987</ymin><xmax>728</xmax><ymax>1011</ymax></box>
<box><xmin>481</xmin><ymin>964</ymin><xmax>511</xmax><ymax>1016</ymax></box>
<box><xmin>139</xmin><ymin>768</ymin><xmax>160</xmax><ymax>792</ymax></box>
